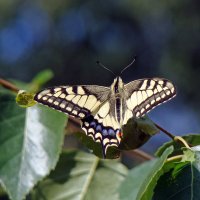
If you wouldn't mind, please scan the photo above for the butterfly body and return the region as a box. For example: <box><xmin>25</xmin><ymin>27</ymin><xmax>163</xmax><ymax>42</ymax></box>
<box><xmin>34</xmin><ymin>76</ymin><xmax>176</xmax><ymax>158</ymax></box>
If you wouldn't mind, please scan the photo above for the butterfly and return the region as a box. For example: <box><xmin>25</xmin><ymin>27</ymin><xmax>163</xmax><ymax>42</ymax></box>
<box><xmin>34</xmin><ymin>76</ymin><xmax>176</xmax><ymax>158</ymax></box>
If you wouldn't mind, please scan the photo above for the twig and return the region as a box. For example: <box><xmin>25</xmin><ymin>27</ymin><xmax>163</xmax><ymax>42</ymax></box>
<box><xmin>174</xmin><ymin>136</ymin><xmax>191</xmax><ymax>149</ymax></box>
<box><xmin>154</xmin><ymin>123</ymin><xmax>175</xmax><ymax>139</ymax></box>
<box><xmin>68</xmin><ymin>116</ymin><xmax>81</xmax><ymax>127</ymax></box>
<box><xmin>166</xmin><ymin>155</ymin><xmax>183</xmax><ymax>162</ymax></box>
<box><xmin>124</xmin><ymin>149</ymin><xmax>154</xmax><ymax>161</ymax></box>
<box><xmin>0</xmin><ymin>78</ymin><xmax>19</xmax><ymax>93</ymax></box>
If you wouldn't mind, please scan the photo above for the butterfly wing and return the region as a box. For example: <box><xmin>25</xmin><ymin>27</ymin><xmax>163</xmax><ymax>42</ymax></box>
<box><xmin>34</xmin><ymin>85</ymin><xmax>110</xmax><ymax>119</ymax></box>
<box><xmin>124</xmin><ymin>78</ymin><xmax>176</xmax><ymax>118</ymax></box>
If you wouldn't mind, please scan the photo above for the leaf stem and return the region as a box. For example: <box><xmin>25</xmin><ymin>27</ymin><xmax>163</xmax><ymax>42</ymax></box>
<box><xmin>154</xmin><ymin>123</ymin><xmax>175</xmax><ymax>139</ymax></box>
<box><xmin>174</xmin><ymin>136</ymin><xmax>191</xmax><ymax>149</ymax></box>
<box><xmin>0</xmin><ymin>78</ymin><xmax>19</xmax><ymax>93</ymax></box>
<box><xmin>80</xmin><ymin>157</ymin><xmax>99</xmax><ymax>200</ymax></box>
<box><xmin>166</xmin><ymin>155</ymin><xmax>183</xmax><ymax>162</ymax></box>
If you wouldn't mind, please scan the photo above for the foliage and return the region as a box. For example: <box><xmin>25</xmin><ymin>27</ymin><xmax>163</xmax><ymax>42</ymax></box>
<box><xmin>31</xmin><ymin>150</ymin><xmax>128</xmax><ymax>200</ymax></box>
<box><xmin>0</xmin><ymin>74</ymin><xmax>200</xmax><ymax>200</ymax></box>
<box><xmin>0</xmin><ymin>88</ymin><xmax>67</xmax><ymax>200</ymax></box>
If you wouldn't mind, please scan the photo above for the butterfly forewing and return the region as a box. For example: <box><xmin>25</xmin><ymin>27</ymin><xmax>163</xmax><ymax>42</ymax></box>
<box><xmin>34</xmin><ymin>85</ymin><xmax>110</xmax><ymax>119</ymax></box>
<box><xmin>124</xmin><ymin>78</ymin><xmax>176</xmax><ymax>118</ymax></box>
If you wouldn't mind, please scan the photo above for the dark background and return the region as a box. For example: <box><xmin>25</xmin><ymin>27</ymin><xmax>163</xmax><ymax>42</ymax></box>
<box><xmin>1</xmin><ymin>0</ymin><xmax>200</xmax><ymax>152</ymax></box>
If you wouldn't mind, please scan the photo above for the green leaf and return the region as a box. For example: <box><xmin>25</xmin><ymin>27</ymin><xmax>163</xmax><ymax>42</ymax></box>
<box><xmin>135</xmin><ymin>116</ymin><xmax>160</xmax><ymax>136</ymax></box>
<box><xmin>119</xmin><ymin>146</ymin><xmax>173</xmax><ymax>200</ymax></box>
<box><xmin>156</xmin><ymin>134</ymin><xmax>200</xmax><ymax>157</ymax></box>
<box><xmin>16</xmin><ymin>90</ymin><xmax>37</xmax><ymax>107</ymax></box>
<box><xmin>31</xmin><ymin>150</ymin><xmax>128</xmax><ymax>200</ymax></box>
<box><xmin>120</xmin><ymin>116</ymin><xmax>158</xmax><ymax>151</ymax></box>
<box><xmin>153</xmin><ymin>145</ymin><xmax>200</xmax><ymax>199</ymax></box>
<box><xmin>0</xmin><ymin>91</ymin><xmax>67</xmax><ymax>200</ymax></box>
<box><xmin>153</xmin><ymin>163</ymin><xmax>200</xmax><ymax>199</ymax></box>
<box><xmin>181</xmin><ymin>148</ymin><xmax>195</xmax><ymax>163</ymax></box>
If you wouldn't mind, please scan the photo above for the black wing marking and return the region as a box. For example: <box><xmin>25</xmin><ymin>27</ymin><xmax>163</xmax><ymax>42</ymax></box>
<box><xmin>125</xmin><ymin>78</ymin><xmax>176</xmax><ymax>118</ymax></box>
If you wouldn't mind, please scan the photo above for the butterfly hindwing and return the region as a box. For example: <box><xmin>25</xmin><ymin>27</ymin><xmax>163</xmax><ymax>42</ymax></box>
<box><xmin>81</xmin><ymin>105</ymin><xmax>121</xmax><ymax>158</ymax></box>
<box><xmin>34</xmin><ymin>85</ymin><xmax>110</xmax><ymax>119</ymax></box>
<box><xmin>125</xmin><ymin>78</ymin><xmax>176</xmax><ymax>118</ymax></box>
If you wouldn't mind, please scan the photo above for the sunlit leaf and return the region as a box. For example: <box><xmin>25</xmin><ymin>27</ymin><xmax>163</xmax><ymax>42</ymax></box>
<box><xmin>0</xmin><ymin>91</ymin><xmax>67</xmax><ymax>200</ymax></box>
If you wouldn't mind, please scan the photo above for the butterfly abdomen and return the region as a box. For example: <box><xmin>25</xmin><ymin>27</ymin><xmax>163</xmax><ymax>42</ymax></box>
<box><xmin>116</xmin><ymin>98</ymin><xmax>121</xmax><ymax>123</ymax></box>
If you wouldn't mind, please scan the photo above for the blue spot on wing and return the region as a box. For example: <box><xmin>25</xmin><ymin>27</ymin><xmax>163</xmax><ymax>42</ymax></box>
<box><xmin>90</xmin><ymin>121</ymin><xmax>96</xmax><ymax>128</ymax></box>
<box><xmin>102</xmin><ymin>129</ymin><xmax>108</xmax><ymax>136</ymax></box>
<box><xmin>96</xmin><ymin>125</ymin><xmax>102</xmax><ymax>132</ymax></box>
<box><xmin>108</xmin><ymin>129</ymin><xmax>115</xmax><ymax>136</ymax></box>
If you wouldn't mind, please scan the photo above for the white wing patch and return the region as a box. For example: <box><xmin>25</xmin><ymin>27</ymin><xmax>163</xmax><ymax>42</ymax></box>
<box><xmin>97</xmin><ymin>102</ymin><xmax>110</xmax><ymax>118</ymax></box>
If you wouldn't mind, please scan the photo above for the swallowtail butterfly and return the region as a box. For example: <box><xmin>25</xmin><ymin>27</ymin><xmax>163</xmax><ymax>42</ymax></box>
<box><xmin>34</xmin><ymin>76</ymin><xmax>176</xmax><ymax>158</ymax></box>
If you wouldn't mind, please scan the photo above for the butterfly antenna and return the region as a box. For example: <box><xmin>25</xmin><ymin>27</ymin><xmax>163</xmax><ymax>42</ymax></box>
<box><xmin>96</xmin><ymin>61</ymin><xmax>116</xmax><ymax>76</ymax></box>
<box><xmin>120</xmin><ymin>56</ymin><xmax>137</xmax><ymax>75</ymax></box>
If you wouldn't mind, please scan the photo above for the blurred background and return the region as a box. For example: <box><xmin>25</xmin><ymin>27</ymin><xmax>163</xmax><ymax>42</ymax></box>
<box><xmin>0</xmin><ymin>0</ymin><xmax>200</xmax><ymax>153</ymax></box>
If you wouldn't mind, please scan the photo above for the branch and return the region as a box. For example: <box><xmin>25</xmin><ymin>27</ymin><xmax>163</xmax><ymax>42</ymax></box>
<box><xmin>154</xmin><ymin>123</ymin><xmax>175</xmax><ymax>139</ymax></box>
<box><xmin>154</xmin><ymin>123</ymin><xmax>192</xmax><ymax>148</ymax></box>
<box><xmin>166</xmin><ymin>155</ymin><xmax>183</xmax><ymax>162</ymax></box>
<box><xmin>0</xmin><ymin>78</ymin><xmax>19</xmax><ymax>93</ymax></box>
<box><xmin>174</xmin><ymin>136</ymin><xmax>191</xmax><ymax>149</ymax></box>
<box><xmin>123</xmin><ymin>149</ymin><xmax>154</xmax><ymax>161</ymax></box>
